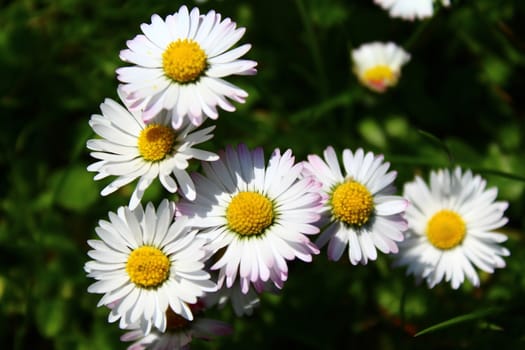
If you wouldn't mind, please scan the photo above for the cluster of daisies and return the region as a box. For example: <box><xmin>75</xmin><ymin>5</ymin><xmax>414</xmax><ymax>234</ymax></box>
<box><xmin>84</xmin><ymin>3</ymin><xmax>510</xmax><ymax>350</ymax></box>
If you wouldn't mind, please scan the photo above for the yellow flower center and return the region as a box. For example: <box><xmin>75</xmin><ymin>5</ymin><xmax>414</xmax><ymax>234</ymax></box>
<box><xmin>226</xmin><ymin>191</ymin><xmax>275</xmax><ymax>236</ymax></box>
<box><xmin>331</xmin><ymin>180</ymin><xmax>374</xmax><ymax>226</ymax></box>
<box><xmin>162</xmin><ymin>39</ymin><xmax>207</xmax><ymax>83</ymax></box>
<box><xmin>126</xmin><ymin>246</ymin><xmax>170</xmax><ymax>289</ymax></box>
<box><xmin>362</xmin><ymin>65</ymin><xmax>397</xmax><ymax>91</ymax></box>
<box><xmin>137</xmin><ymin>124</ymin><xmax>176</xmax><ymax>162</ymax></box>
<box><xmin>426</xmin><ymin>210</ymin><xmax>466</xmax><ymax>250</ymax></box>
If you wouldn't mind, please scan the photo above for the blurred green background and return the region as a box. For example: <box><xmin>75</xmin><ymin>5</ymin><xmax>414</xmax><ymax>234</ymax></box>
<box><xmin>1</xmin><ymin>0</ymin><xmax>525</xmax><ymax>349</ymax></box>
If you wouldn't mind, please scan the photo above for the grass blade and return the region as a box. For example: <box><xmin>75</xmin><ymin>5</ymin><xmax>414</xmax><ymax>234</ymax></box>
<box><xmin>415</xmin><ymin>307</ymin><xmax>503</xmax><ymax>337</ymax></box>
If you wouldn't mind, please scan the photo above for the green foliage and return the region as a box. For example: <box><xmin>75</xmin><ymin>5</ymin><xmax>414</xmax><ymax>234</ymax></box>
<box><xmin>414</xmin><ymin>307</ymin><xmax>503</xmax><ymax>337</ymax></box>
<box><xmin>1</xmin><ymin>0</ymin><xmax>525</xmax><ymax>349</ymax></box>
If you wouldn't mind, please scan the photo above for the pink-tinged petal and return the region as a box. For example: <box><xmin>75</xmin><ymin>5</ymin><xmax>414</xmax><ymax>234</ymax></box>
<box><xmin>208</xmin><ymin>44</ymin><xmax>253</xmax><ymax>64</ymax></box>
<box><xmin>327</xmin><ymin>229</ymin><xmax>347</xmax><ymax>261</ymax></box>
<box><xmin>206</xmin><ymin>60</ymin><xmax>258</xmax><ymax>78</ymax></box>
<box><xmin>123</xmin><ymin>34</ymin><xmax>164</xmax><ymax>58</ymax></box>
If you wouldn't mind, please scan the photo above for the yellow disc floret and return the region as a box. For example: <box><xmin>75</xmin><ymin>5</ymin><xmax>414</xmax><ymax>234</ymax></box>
<box><xmin>362</xmin><ymin>65</ymin><xmax>397</xmax><ymax>91</ymax></box>
<box><xmin>426</xmin><ymin>209</ymin><xmax>466</xmax><ymax>250</ymax></box>
<box><xmin>331</xmin><ymin>180</ymin><xmax>374</xmax><ymax>226</ymax></box>
<box><xmin>226</xmin><ymin>191</ymin><xmax>275</xmax><ymax>236</ymax></box>
<box><xmin>126</xmin><ymin>246</ymin><xmax>170</xmax><ymax>289</ymax></box>
<box><xmin>162</xmin><ymin>39</ymin><xmax>207</xmax><ymax>83</ymax></box>
<box><xmin>137</xmin><ymin>124</ymin><xmax>176</xmax><ymax>162</ymax></box>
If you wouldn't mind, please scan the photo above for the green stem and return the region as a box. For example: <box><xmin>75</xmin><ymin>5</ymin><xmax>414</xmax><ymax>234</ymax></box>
<box><xmin>294</xmin><ymin>0</ymin><xmax>329</xmax><ymax>99</ymax></box>
<box><xmin>404</xmin><ymin>18</ymin><xmax>433</xmax><ymax>50</ymax></box>
<box><xmin>417</xmin><ymin>129</ymin><xmax>455</xmax><ymax>166</ymax></box>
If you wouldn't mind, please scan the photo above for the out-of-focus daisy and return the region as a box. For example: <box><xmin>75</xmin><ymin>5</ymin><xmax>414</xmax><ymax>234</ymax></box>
<box><xmin>204</xmin><ymin>279</ymin><xmax>261</xmax><ymax>316</ymax></box>
<box><xmin>303</xmin><ymin>146</ymin><xmax>408</xmax><ymax>265</ymax></box>
<box><xmin>117</xmin><ymin>5</ymin><xmax>257</xmax><ymax>128</ymax></box>
<box><xmin>394</xmin><ymin>167</ymin><xmax>510</xmax><ymax>289</ymax></box>
<box><xmin>87</xmin><ymin>90</ymin><xmax>218</xmax><ymax>209</ymax></box>
<box><xmin>84</xmin><ymin>200</ymin><xmax>216</xmax><ymax>334</ymax></box>
<box><xmin>121</xmin><ymin>301</ymin><xmax>232</xmax><ymax>350</ymax></box>
<box><xmin>374</xmin><ymin>0</ymin><xmax>450</xmax><ymax>21</ymax></box>
<box><xmin>177</xmin><ymin>144</ymin><xmax>323</xmax><ymax>294</ymax></box>
<box><xmin>351</xmin><ymin>42</ymin><xmax>410</xmax><ymax>93</ymax></box>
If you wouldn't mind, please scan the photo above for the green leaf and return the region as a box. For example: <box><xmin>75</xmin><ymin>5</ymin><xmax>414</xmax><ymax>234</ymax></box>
<box><xmin>417</xmin><ymin>129</ymin><xmax>454</xmax><ymax>165</ymax></box>
<box><xmin>289</xmin><ymin>90</ymin><xmax>354</xmax><ymax>123</ymax></box>
<box><xmin>415</xmin><ymin>307</ymin><xmax>503</xmax><ymax>337</ymax></box>
<box><xmin>35</xmin><ymin>299</ymin><xmax>67</xmax><ymax>338</ymax></box>
<box><xmin>469</xmin><ymin>168</ymin><xmax>525</xmax><ymax>183</ymax></box>
<box><xmin>53</xmin><ymin>165</ymin><xmax>99</xmax><ymax>212</ymax></box>
<box><xmin>358</xmin><ymin>118</ymin><xmax>387</xmax><ymax>149</ymax></box>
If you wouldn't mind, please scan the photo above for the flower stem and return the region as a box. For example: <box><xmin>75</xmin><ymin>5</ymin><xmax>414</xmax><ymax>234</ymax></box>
<box><xmin>294</xmin><ymin>0</ymin><xmax>329</xmax><ymax>99</ymax></box>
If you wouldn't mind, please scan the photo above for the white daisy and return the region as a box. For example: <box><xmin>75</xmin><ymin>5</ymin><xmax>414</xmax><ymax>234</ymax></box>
<box><xmin>117</xmin><ymin>5</ymin><xmax>257</xmax><ymax>128</ymax></box>
<box><xmin>302</xmin><ymin>146</ymin><xmax>408</xmax><ymax>265</ymax></box>
<box><xmin>120</xmin><ymin>301</ymin><xmax>232</xmax><ymax>350</ymax></box>
<box><xmin>351</xmin><ymin>42</ymin><xmax>410</xmax><ymax>93</ymax></box>
<box><xmin>177</xmin><ymin>144</ymin><xmax>323</xmax><ymax>294</ymax></box>
<box><xmin>84</xmin><ymin>200</ymin><xmax>217</xmax><ymax>334</ymax></box>
<box><xmin>87</xmin><ymin>89</ymin><xmax>218</xmax><ymax>209</ymax></box>
<box><xmin>394</xmin><ymin>167</ymin><xmax>510</xmax><ymax>289</ymax></box>
<box><xmin>204</xmin><ymin>279</ymin><xmax>261</xmax><ymax>317</ymax></box>
<box><xmin>374</xmin><ymin>0</ymin><xmax>450</xmax><ymax>21</ymax></box>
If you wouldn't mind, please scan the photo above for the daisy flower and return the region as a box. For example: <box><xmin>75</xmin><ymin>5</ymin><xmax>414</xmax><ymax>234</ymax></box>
<box><xmin>394</xmin><ymin>167</ymin><xmax>510</xmax><ymax>289</ymax></box>
<box><xmin>121</xmin><ymin>301</ymin><xmax>232</xmax><ymax>350</ymax></box>
<box><xmin>302</xmin><ymin>146</ymin><xmax>408</xmax><ymax>265</ymax></box>
<box><xmin>351</xmin><ymin>42</ymin><xmax>410</xmax><ymax>93</ymax></box>
<box><xmin>374</xmin><ymin>0</ymin><xmax>450</xmax><ymax>21</ymax></box>
<box><xmin>204</xmin><ymin>279</ymin><xmax>261</xmax><ymax>316</ymax></box>
<box><xmin>117</xmin><ymin>5</ymin><xmax>257</xmax><ymax>128</ymax></box>
<box><xmin>87</xmin><ymin>90</ymin><xmax>218</xmax><ymax>209</ymax></box>
<box><xmin>177</xmin><ymin>144</ymin><xmax>323</xmax><ymax>294</ymax></box>
<box><xmin>84</xmin><ymin>200</ymin><xmax>217</xmax><ymax>334</ymax></box>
